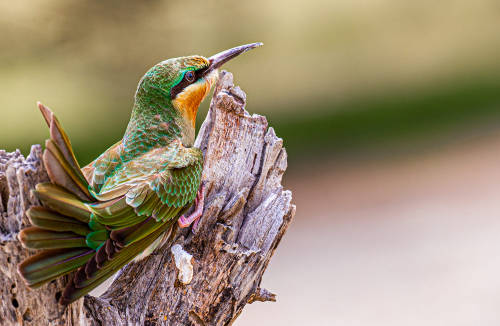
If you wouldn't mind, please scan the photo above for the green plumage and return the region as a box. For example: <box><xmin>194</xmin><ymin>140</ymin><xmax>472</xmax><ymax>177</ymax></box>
<box><xmin>18</xmin><ymin>56</ymin><xmax>207</xmax><ymax>305</ymax></box>
<box><xmin>17</xmin><ymin>43</ymin><xmax>262</xmax><ymax>306</ymax></box>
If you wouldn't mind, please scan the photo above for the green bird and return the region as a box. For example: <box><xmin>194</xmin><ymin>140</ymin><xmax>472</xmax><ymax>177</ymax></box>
<box><xmin>17</xmin><ymin>42</ymin><xmax>262</xmax><ymax>305</ymax></box>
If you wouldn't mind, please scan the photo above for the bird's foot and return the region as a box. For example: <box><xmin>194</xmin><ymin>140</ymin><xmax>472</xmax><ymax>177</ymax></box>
<box><xmin>178</xmin><ymin>184</ymin><xmax>205</xmax><ymax>231</ymax></box>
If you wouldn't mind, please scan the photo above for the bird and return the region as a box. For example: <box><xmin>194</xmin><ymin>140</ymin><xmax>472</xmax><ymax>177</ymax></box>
<box><xmin>17</xmin><ymin>42</ymin><xmax>263</xmax><ymax>305</ymax></box>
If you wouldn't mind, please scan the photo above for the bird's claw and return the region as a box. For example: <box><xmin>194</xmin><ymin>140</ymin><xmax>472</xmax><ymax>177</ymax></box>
<box><xmin>177</xmin><ymin>184</ymin><xmax>205</xmax><ymax>231</ymax></box>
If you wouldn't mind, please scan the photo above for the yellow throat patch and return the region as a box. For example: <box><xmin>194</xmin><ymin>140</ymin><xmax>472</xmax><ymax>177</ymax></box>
<box><xmin>172</xmin><ymin>70</ymin><xmax>218</xmax><ymax>128</ymax></box>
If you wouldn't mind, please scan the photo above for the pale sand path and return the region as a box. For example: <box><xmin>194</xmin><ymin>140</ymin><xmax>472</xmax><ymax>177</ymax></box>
<box><xmin>238</xmin><ymin>133</ymin><xmax>500</xmax><ymax>325</ymax></box>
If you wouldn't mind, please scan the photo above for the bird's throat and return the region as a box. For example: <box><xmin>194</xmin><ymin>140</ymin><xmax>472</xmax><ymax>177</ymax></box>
<box><xmin>172</xmin><ymin>81</ymin><xmax>211</xmax><ymax>129</ymax></box>
<box><xmin>121</xmin><ymin>101</ymin><xmax>190</xmax><ymax>161</ymax></box>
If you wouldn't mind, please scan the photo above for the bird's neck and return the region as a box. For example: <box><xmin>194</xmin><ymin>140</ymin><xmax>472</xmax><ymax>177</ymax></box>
<box><xmin>121</xmin><ymin>94</ymin><xmax>195</xmax><ymax>161</ymax></box>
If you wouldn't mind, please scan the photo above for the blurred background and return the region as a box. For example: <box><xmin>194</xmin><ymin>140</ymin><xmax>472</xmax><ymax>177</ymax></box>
<box><xmin>2</xmin><ymin>0</ymin><xmax>500</xmax><ymax>325</ymax></box>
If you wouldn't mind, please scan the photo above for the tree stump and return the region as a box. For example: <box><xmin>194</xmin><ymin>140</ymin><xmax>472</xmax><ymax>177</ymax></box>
<box><xmin>0</xmin><ymin>71</ymin><xmax>295</xmax><ymax>325</ymax></box>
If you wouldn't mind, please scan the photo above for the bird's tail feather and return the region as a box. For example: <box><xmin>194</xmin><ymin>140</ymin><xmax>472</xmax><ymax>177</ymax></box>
<box><xmin>18</xmin><ymin>103</ymin><xmax>100</xmax><ymax>294</ymax></box>
<box><xmin>38</xmin><ymin>102</ymin><xmax>93</xmax><ymax>201</ymax></box>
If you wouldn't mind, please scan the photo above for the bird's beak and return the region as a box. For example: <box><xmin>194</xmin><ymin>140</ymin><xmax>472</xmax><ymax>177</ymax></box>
<box><xmin>202</xmin><ymin>42</ymin><xmax>263</xmax><ymax>77</ymax></box>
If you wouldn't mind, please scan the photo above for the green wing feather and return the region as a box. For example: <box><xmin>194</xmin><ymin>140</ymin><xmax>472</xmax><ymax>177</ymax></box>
<box><xmin>38</xmin><ymin>102</ymin><xmax>93</xmax><ymax>201</ymax></box>
<box><xmin>18</xmin><ymin>248</ymin><xmax>95</xmax><ymax>288</ymax></box>
<box><xmin>60</xmin><ymin>219</ymin><xmax>175</xmax><ymax>305</ymax></box>
<box><xmin>19</xmin><ymin>227</ymin><xmax>87</xmax><ymax>249</ymax></box>
<box><xmin>27</xmin><ymin>206</ymin><xmax>91</xmax><ymax>236</ymax></box>
<box><xmin>18</xmin><ymin>103</ymin><xmax>203</xmax><ymax>305</ymax></box>
<box><xmin>34</xmin><ymin>183</ymin><xmax>91</xmax><ymax>223</ymax></box>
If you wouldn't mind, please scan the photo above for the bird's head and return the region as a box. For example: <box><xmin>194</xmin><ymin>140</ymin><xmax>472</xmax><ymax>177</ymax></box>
<box><xmin>135</xmin><ymin>43</ymin><xmax>263</xmax><ymax>130</ymax></box>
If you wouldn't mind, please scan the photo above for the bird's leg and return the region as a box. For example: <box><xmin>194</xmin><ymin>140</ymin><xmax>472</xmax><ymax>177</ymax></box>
<box><xmin>178</xmin><ymin>184</ymin><xmax>205</xmax><ymax>230</ymax></box>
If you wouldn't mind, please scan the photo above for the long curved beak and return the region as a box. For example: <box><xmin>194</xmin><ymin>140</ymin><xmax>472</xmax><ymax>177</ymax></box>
<box><xmin>202</xmin><ymin>42</ymin><xmax>263</xmax><ymax>77</ymax></box>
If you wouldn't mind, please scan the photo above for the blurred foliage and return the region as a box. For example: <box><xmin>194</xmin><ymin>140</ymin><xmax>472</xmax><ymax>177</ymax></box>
<box><xmin>272</xmin><ymin>72</ymin><xmax>500</xmax><ymax>165</ymax></box>
<box><xmin>1</xmin><ymin>0</ymin><xmax>500</xmax><ymax>168</ymax></box>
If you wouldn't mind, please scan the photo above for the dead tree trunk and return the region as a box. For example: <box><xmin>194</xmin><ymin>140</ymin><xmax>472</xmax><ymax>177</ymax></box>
<box><xmin>0</xmin><ymin>71</ymin><xmax>295</xmax><ymax>325</ymax></box>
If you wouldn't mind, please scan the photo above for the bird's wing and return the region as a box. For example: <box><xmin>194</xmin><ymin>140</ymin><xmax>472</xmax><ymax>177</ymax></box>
<box><xmin>81</xmin><ymin>140</ymin><xmax>123</xmax><ymax>192</ymax></box>
<box><xmin>60</xmin><ymin>147</ymin><xmax>203</xmax><ymax>304</ymax></box>
<box><xmin>89</xmin><ymin>147</ymin><xmax>203</xmax><ymax>242</ymax></box>
<box><xmin>19</xmin><ymin>103</ymin><xmax>203</xmax><ymax>305</ymax></box>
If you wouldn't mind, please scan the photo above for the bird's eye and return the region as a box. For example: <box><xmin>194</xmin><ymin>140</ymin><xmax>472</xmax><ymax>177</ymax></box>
<box><xmin>185</xmin><ymin>71</ymin><xmax>195</xmax><ymax>83</ymax></box>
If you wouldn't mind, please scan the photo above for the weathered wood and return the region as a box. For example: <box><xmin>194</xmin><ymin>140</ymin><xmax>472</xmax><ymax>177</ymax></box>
<box><xmin>0</xmin><ymin>71</ymin><xmax>295</xmax><ymax>325</ymax></box>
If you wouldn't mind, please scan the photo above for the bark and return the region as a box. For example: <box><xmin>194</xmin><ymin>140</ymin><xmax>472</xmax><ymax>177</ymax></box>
<box><xmin>0</xmin><ymin>71</ymin><xmax>295</xmax><ymax>326</ymax></box>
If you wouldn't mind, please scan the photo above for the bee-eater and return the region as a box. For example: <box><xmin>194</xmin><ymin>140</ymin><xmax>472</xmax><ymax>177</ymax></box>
<box><xmin>17</xmin><ymin>42</ymin><xmax>263</xmax><ymax>305</ymax></box>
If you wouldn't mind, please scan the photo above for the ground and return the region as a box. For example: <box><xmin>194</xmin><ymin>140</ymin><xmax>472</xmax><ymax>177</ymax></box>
<box><xmin>239</xmin><ymin>131</ymin><xmax>500</xmax><ymax>326</ymax></box>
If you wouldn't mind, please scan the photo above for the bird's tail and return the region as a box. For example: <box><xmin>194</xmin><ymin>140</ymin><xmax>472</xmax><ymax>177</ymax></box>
<box><xmin>18</xmin><ymin>103</ymin><xmax>174</xmax><ymax>305</ymax></box>
<box><xmin>17</xmin><ymin>103</ymin><xmax>97</xmax><ymax>291</ymax></box>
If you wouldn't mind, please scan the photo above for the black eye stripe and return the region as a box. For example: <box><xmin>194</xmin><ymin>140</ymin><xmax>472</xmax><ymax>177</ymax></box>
<box><xmin>170</xmin><ymin>70</ymin><xmax>200</xmax><ymax>99</ymax></box>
